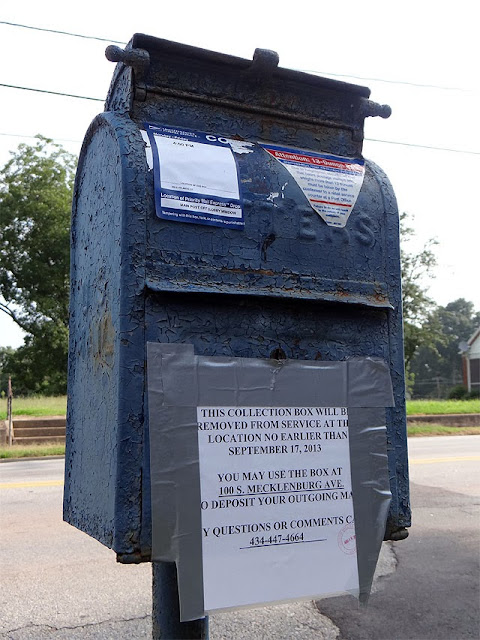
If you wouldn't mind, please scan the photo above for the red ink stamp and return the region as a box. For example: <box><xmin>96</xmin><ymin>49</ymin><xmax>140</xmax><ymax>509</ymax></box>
<box><xmin>338</xmin><ymin>523</ymin><xmax>356</xmax><ymax>555</ymax></box>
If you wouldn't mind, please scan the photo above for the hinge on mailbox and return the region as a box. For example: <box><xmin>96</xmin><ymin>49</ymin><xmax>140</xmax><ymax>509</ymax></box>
<box><xmin>106</xmin><ymin>45</ymin><xmax>150</xmax><ymax>102</ymax></box>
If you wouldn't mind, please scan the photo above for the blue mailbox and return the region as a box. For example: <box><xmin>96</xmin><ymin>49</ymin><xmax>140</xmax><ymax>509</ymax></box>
<box><xmin>64</xmin><ymin>34</ymin><xmax>409</xmax><ymax>572</ymax></box>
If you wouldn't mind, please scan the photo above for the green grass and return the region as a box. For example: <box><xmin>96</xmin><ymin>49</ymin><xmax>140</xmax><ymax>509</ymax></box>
<box><xmin>407</xmin><ymin>424</ymin><xmax>480</xmax><ymax>437</ymax></box>
<box><xmin>406</xmin><ymin>399</ymin><xmax>480</xmax><ymax>415</ymax></box>
<box><xmin>1</xmin><ymin>396</ymin><xmax>479</xmax><ymax>420</ymax></box>
<box><xmin>0</xmin><ymin>395</ymin><xmax>67</xmax><ymax>420</ymax></box>
<box><xmin>0</xmin><ymin>442</ymin><xmax>65</xmax><ymax>459</ymax></box>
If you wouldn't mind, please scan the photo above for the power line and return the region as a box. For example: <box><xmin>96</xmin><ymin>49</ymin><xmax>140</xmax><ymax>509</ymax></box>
<box><xmin>0</xmin><ymin>132</ymin><xmax>82</xmax><ymax>144</ymax></box>
<box><xmin>0</xmin><ymin>83</ymin><xmax>103</xmax><ymax>102</ymax></box>
<box><xmin>298</xmin><ymin>69</ymin><xmax>475</xmax><ymax>93</ymax></box>
<box><xmin>1</xmin><ymin>20</ymin><xmax>477</xmax><ymax>94</ymax></box>
<box><xmin>365</xmin><ymin>137</ymin><xmax>480</xmax><ymax>156</ymax></box>
<box><xmin>0</xmin><ymin>84</ymin><xmax>478</xmax><ymax>156</ymax></box>
<box><xmin>0</xmin><ymin>20</ymin><xmax>126</xmax><ymax>45</ymax></box>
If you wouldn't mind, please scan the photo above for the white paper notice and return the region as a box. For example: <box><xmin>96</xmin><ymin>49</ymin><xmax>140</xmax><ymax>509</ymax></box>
<box><xmin>197</xmin><ymin>406</ymin><xmax>359</xmax><ymax>613</ymax></box>
<box><xmin>262</xmin><ymin>144</ymin><xmax>365</xmax><ymax>228</ymax></box>
<box><xmin>153</xmin><ymin>135</ymin><xmax>240</xmax><ymax>200</ymax></box>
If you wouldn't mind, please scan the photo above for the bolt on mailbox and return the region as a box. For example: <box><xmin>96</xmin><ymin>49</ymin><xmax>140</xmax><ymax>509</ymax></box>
<box><xmin>64</xmin><ymin>33</ymin><xmax>410</xmax><ymax>633</ymax></box>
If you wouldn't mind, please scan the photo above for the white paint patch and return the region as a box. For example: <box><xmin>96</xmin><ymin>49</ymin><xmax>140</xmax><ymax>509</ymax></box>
<box><xmin>140</xmin><ymin>129</ymin><xmax>153</xmax><ymax>170</ymax></box>
<box><xmin>228</xmin><ymin>139</ymin><xmax>255</xmax><ymax>154</ymax></box>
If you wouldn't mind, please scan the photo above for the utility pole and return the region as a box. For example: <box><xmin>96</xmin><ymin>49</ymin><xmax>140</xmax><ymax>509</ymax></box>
<box><xmin>7</xmin><ymin>376</ymin><xmax>13</xmax><ymax>445</ymax></box>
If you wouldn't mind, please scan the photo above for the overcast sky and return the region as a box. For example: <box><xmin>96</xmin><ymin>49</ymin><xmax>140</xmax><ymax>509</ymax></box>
<box><xmin>1</xmin><ymin>0</ymin><xmax>478</xmax><ymax>348</ymax></box>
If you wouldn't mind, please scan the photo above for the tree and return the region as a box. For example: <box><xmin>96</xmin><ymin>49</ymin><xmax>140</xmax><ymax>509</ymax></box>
<box><xmin>410</xmin><ymin>299</ymin><xmax>480</xmax><ymax>397</ymax></box>
<box><xmin>400</xmin><ymin>212</ymin><xmax>441</xmax><ymax>370</ymax></box>
<box><xmin>0</xmin><ymin>136</ymin><xmax>76</xmax><ymax>394</ymax></box>
<box><xmin>399</xmin><ymin>215</ymin><xmax>480</xmax><ymax>397</ymax></box>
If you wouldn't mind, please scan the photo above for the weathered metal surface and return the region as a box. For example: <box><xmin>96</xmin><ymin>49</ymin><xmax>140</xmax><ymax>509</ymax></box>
<box><xmin>64</xmin><ymin>34</ymin><xmax>410</xmax><ymax>571</ymax></box>
<box><xmin>65</xmin><ymin>112</ymin><xmax>147</xmax><ymax>554</ymax></box>
<box><xmin>145</xmin><ymin>277</ymin><xmax>392</xmax><ymax>308</ymax></box>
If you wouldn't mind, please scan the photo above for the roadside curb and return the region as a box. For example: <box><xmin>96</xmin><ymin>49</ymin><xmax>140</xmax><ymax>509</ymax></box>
<box><xmin>0</xmin><ymin>455</ymin><xmax>65</xmax><ymax>464</ymax></box>
<box><xmin>2</xmin><ymin>426</ymin><xmax>480</xmax><ymax>462</ymax></box>
<box><xmin>408</xmin><ymin>413</ymin><xmax>480</xmax><ymax>427</ymax></box>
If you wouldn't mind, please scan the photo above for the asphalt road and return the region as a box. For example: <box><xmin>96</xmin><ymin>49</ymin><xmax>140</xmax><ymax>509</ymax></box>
<box><xmin>0</xmin><ymin>458</ymin><xmax>151</xmax><ymax>638</ymax></box>
<box><xmin>317</xmin><ymin>435</ymin><xmax>480</xmax><ymax>640</ymax></box>
<box><xmin>0</xmin><ymin>435</ymin><xmax>478</xmax><ymax>639</ymax></box>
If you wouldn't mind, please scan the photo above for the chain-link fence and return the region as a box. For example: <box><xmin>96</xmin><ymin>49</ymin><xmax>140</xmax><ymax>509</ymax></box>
<box><xmin>411</xmin><ymin>376</ymin><xmax>464</xmax><ymax>399</ymax></box>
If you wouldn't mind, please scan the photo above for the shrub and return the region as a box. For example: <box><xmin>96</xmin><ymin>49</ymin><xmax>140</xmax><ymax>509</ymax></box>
<box><xmin>448</xmin><ymin>385</ymin><xmax>469</xmax><ymax>400</ymax></box>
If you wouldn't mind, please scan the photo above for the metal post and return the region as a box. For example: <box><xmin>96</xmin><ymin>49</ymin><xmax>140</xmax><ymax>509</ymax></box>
<box><xmin>152</xmin><ymin>562</ymin><xmax>208</xmax><ymax>639</ymax></box>
<box><xmin>7</xmin><ymin>377</ymin><xmax>13</xmax><ymax>446</ymax></box>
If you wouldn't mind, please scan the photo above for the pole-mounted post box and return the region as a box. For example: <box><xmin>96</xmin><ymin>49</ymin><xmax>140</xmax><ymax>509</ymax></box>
<box><xmin>64</xmin><ymin>33</ymin><xmax>410</xmax><ymax>638</ymax></box>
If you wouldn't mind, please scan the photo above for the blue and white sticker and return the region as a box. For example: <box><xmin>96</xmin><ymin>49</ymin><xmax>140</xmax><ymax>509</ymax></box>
<box><xmin>261</xmin><ymin>144</ymin><xmax>365</xmax><ymax>228</ymax></box>
<box><xmin>145</xmin><ymin>123</ymin><xmax>244</xmax><ymax>229</ymax></box>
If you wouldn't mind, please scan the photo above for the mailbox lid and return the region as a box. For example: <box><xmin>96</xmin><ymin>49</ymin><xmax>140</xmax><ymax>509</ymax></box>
<box><xmin>107</xmin><ymin>36</ymin><xmax>397</xmax><ymax>308</ymax></box>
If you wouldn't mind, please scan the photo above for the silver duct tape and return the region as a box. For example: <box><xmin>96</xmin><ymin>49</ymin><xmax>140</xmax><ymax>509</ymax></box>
<box><xmin>147</xmin><ymin>343</ymin><xmax>393</xmax><ymax>621</ymax></box>
<box><xmin>347</xmin><ymin>408</ymin><xmax>392</xmax><ymax>603</ymax></box>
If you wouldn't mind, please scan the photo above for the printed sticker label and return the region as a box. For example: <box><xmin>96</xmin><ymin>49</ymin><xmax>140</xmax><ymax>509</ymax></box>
<box><xmin>261</xmin><ymin>144</ymin><xmax>365</xmax><ymax>228</ymax></box>
<box><xmin>145</xmin><ymin>123</ymin><xmax>244</xmax><ymax>229</ymax></box>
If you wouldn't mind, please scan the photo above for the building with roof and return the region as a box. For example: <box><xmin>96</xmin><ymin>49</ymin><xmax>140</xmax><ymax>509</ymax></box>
<box><xmin>461</xmin><ymin>327</ymin><xmax>480</xmax><ymax>394</ymax></box>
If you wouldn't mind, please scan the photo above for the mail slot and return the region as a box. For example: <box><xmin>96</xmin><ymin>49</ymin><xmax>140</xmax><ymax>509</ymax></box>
<box><xmin>64</xmin><ymin>34</ymin><xmax>410</xmax><ymax>565</ymax></box>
